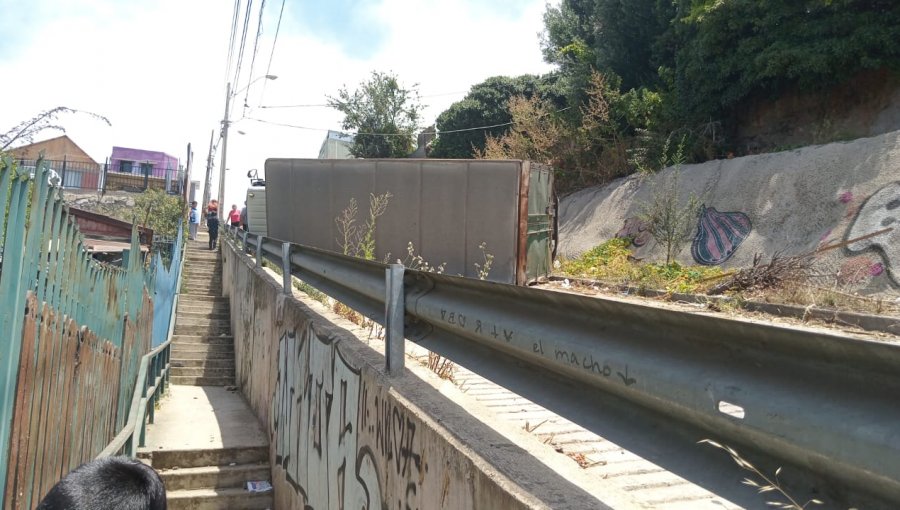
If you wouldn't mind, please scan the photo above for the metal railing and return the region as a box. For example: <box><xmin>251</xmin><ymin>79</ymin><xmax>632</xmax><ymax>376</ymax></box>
<box><xmin>222</xmin><ymin>225</ymin><xmax>900</xmax><ymax>504</ymax></box>
<box><xmin>13</xmin><ymin>158</ymin><xmax>186</xmax><ymax>194</ymax></box>
<box><xmin>97</xmin><ymin>337</ymin><xmax>172</xmax><ymax>458</ymax></box>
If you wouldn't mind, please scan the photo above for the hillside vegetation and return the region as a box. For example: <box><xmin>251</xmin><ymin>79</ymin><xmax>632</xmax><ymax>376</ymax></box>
<box><xmin>430</xmin><ymin>0</ymin><xmax>900</xmax><ymax>195</ymax></box>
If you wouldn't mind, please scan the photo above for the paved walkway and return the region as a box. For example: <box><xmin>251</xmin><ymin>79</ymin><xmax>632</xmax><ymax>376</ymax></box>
<box><xmin>142</xmin><ymin>385</ymin><xmax>267</xmax><ymax>452</ymax></box>
<box><xmin>139</xmin><ymin>232</ymin><xmax>273</xmax><ymax>509</ymax></box>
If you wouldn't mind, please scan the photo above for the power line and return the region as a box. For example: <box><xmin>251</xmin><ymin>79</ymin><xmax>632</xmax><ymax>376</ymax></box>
<box><xmin>246</xmin><ymin>106</ymin><xmax>572</xmax><ymax>137</ymax></box>
<box><xmin>223</xmin><ymin>0</ymin><xmax>241</xmax><ymax>84</ymax></box>
<box><xmin>231</xmin><ymin>0</ymin><xmax>254</xmax><ymax>101</ymax></box>
<box><xmin>258</xmin><ymin>90</ymin><xmax>470</xmax><ymax>110</ymax></box>
<box><xmin>260</xmin><ymin>0</ymin><xmax>286</xmax><ymax>104</ymax></box>
<box><xmin>242</xmin><ymin>0</ymin><xmax>267</xmax><ymax>113</ymax></box>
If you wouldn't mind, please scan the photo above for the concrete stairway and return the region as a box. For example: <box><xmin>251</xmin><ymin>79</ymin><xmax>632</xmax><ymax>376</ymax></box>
<box><xmin>171</xmin><ymin>239</ymin><xmax>235</xmax><ymax>386</ymax></box>
<box><xmin>143</xmin><ymin>235</ymin><xmax>272</xmax><ymax>509</ymax></box>
<box><xmin>140</xmin><ymin>386</ymin><xmax>273</xmax><ymax>510</ymax></box>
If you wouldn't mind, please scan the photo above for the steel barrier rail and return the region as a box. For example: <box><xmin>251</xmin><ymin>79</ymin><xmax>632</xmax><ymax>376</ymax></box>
<box><xmin>222</xmin><ymin>225</ymin><xmax>900</xmax><ymax>504</ymax></box>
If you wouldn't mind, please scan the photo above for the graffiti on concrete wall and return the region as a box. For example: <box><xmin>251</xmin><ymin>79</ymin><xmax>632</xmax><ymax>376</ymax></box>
<box><xmin>273</xmin><ymin>326</ymin><xmax>385</xmax><ymax>510</ymax></box>
<box><xmin>359</xmin><ymin>379</ymin><xmax>427</xmax><ymax>510</ymax></box>
<box><xmin>844</xmin><ymin>181</ymin><xmax>900</xmax><ymax>286</ymax></box>
<box><xmin>691</xmin><ymin>205</ymin><xmax>753</xmax><ymax>266</ymax></box>
<box><xmin>615</xmin><ymin>217</ymin><xmax>651</xmax><ymax>247</ymax></box>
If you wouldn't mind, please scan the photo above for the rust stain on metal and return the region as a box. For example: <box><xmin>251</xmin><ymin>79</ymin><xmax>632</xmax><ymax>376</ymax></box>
<box><xmin>516</xmin><ymin>161</ymin><xmax>532</xmax><ymax>286</ymax></box>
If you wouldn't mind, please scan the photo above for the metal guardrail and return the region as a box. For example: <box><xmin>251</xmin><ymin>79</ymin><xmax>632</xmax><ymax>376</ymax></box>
<box><xmin>223</xmin><ymin>225</ymin><xmax>900</xmax><ymax>504</ymax></box>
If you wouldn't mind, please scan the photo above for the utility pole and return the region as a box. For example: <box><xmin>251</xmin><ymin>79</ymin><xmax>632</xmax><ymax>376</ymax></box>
<box><xmin>202</xmin><ymin>129</ymin><xmax>214</xmax><ymax>209</ymax></box>
<box><xmin>217</xmin><ymin>82</ymin><xmax>231</xmax><ymax>221</ymax></box>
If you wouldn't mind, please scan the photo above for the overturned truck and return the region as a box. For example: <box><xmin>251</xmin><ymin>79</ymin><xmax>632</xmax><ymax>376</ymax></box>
<box><xmin>264</xmin><ymin>159</ymin><xmax>556</xmax><ymax>285</ymax></box>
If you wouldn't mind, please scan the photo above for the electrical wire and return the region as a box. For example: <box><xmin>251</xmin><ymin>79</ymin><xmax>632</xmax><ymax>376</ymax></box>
<box><xmin>258</xmin><ymin>90</ymin><xmax>470</xmax><ymax>110</ymax></box>
<box><xmin>242</xmin><ymin>0</ymin><xmax>267</xmax><ymax>113</ymax></box>
<box><xmin>246</xmin><ymin>106</ymin><xmax>572</xmax><ymax>136</ymax></box>
<box><xmin>223</xmin><ymin>0</ymin><xmax>241</xmax><ymax>84</ymax></box>
<box><xmin>260</xmin><ymin>0</ymin><xmax>286</xmax><ymax>104</ymax></box>
<box><xmin>231</xmin><ymin>0</ymin><xmax>254</xmax><ymax>106</ymax></box>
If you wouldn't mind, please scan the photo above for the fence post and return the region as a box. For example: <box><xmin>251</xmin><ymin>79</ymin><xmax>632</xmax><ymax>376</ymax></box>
<box><xmin>385</xmin><ymin>264</ymin><xmax>405</xmax><ymax>374</ymax></box>
<box><xmin>256</xmin><ymin>236</ymin><xmax>264</xmax><ymax>267</ymax></box>
<box><xmin>60</xmin><ymin>155</ymin><xmax>68</xmax><ymax>189</ymax></box>
<box><xmin>281</xmin><ymin>242</ymin><xmax>292</xmax><ymax>295</ymax></box>
<box><xmin>242</xmin><ymin>231</ymin><xmax>249</xmax><ymax>254</ymax></box>
<box><xmin>102</xmin><ymin>159</ymin><xmax>108</xmax><ymax>193</ymax></box>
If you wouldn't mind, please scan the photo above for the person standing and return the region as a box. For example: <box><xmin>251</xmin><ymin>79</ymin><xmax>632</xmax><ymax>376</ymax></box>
<box><xmin>206</xmin><ymin>200</ymin><xmax>219</xmax><ymax>250</ymax></box>
<box><xmin>188</xmin><ymin>201</ymin><xmax>200</xmax><ymax>240</ymax></box>
<box><xmin>240</xmin><ymin>202</ymin><xmax>248</xmax><ymax>231</ymax></box>
<box><xmin>229</xmin><ymin>204</ymin><xmax>241</xmax><ymax>227</ymax></box>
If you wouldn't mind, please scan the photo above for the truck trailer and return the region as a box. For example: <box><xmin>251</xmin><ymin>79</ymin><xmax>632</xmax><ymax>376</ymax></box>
<box><xmin>264</xmin><ymin>159</ymin><xmax>556</xmax><ymax>285</ymax></box>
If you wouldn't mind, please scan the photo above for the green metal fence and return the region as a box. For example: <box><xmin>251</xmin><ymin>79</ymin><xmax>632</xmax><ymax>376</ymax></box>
<box><xmin>0</xmin><ymin>157</ymin><xmax>154</xmax><ymax>508</ymax></box>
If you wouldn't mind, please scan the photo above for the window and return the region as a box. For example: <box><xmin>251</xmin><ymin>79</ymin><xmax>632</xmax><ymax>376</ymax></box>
<box><xmin>119</xmin><ymin>160</ymin><xmax>134</xmax><ymax>173</ymax></box>
<box><xmin>140</xmin><ymin>162</ymin><xmax>153</xmax><ymax>176</ymax></box>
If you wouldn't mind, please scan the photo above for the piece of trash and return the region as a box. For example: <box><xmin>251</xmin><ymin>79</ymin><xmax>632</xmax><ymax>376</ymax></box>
<box><xmin>229</xmin><ymin>462</ymin><xmax>237</xmax><ymax>466</ymax></box>
<box><xmin>247</xmin><ymin>480</ymin><xmax>273</xmax><ymax>493</ymax></box>
<box><xmin>225</xmin><ymin>385</ymin><xmax>238</xmax><ymax>392</ymax></box>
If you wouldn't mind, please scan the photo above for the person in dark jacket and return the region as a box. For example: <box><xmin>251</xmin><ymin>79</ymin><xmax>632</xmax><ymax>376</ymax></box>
<box><xmin>206</xmin><ymin>200</ymin><xmax>219</xmax><ymax>250</ymax></box>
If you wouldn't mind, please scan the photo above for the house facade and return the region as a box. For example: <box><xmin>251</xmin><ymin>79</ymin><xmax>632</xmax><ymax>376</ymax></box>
<box><xmin>6</xmin><ymin>135</ymin><xmax>102</xmax><ymax>190</ymax></box>
<box><xmin>110</xmin><ymin>146</ymin><xmax>179</xmax><ymax>179</ymax></box>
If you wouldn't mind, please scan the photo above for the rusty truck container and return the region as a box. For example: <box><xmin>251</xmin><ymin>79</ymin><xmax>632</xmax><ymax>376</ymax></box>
<box><xmin>264</xmin><ymin>159</ymin><xmax>555</xmax><ymax>285</ymax></box>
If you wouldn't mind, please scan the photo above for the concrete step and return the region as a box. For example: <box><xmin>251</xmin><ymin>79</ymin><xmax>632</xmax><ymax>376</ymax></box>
<box><xmin>177</xmin><ymin>302</ymin><xmax>229</xmax><ymax>312</ymax></box>
<box><xmin>176</xmin><ymin>318</ymin><xmax>231</xmax><ymax>328</ymax></box>
<box><xmin>144</xmin><ymin>446</ymin><xmax>268</xmax><ymax>470</ymax></box>
<box><xmin>182</xmin><ymin>279</ymin><xmax>222</xmax><ymax>286</ymax></box>
<box><xmin>176</xmin><ymin>310</ymin><xmax>230</xmax><ymax>321</ymax></box>
<box><xmin>158</xmin><ymin>463</ymin><xmax>270</xmax><ymax>491</ymax></box>
<box><xmin>172</xmin><ymin>346</ymin><xmax>234</xmax><ymax>359</ymax></box>
<box><xmin>173</xmin><ymin>335</ymin><xmax>233</xmax><ymax>345</ymax></box>
<box><xmin>170</xmin><ymin>366</ymin><xmax>235</xmax><ymax>378</ymax></box>
<box><xmin>166</xmin><ymin>487</ymin><xmax>273</xmax><ymax>510</ymax></box>
<box><xmin>180</xmin><ymin>295</ymin><xmax>228</xmax><ymax>304</ymax></box>
<box><xmin>169</xmin><ymin>375</ymin><xmax>235</xmax><ymax>386</ymax></box>
<box><xmin>171</xmin><ymin>358</ymin><xmax>235</xmax><ymax>369</ymax></box>
<box><xmin>180</xmin><ymin>290</ymin><xmax>223</xmax><ymax>298</ymax></box>
<box><xmin>174</xmin><ymin>326</ymin><xmax>231</xmax><ymax>336</ymax></box>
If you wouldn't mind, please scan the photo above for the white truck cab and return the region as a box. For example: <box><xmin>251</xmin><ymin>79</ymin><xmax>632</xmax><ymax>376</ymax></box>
<box><xmin>245</xmin><ymin>169</ymin><xmax>268</xmax><ymax>237</ymax></box>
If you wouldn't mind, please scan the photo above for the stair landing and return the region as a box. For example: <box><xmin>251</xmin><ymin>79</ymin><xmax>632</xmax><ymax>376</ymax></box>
<box><xmin>140</xmin><ymin>385</ymin><xmax>273</xmax><ymax>509</ymax></box>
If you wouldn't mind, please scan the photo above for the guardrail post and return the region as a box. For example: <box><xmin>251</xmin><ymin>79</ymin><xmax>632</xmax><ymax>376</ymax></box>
<box><xmin>256</xmin><ymin>236</ymin><xmax>264</xmax><ymax>267</ymax></box>
<box><xmin>385</xmin><ymin>264</ymin><xmax>405</xmax><ymax>374</ymax></box>
<box><xmin>282</xmin><ymin>242</ymin><xmax>292</xmax><ymax>295</ymax></box>
<box><xmin>242</xmin><ymin>230</ymin><xmax>249</xmax><ymax>253</ymax></box>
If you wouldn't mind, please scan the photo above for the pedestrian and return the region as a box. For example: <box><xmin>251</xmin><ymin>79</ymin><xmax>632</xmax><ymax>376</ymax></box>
<box><xmin>229</xmin><ymin>204</ymin><xmax>241</xmax><ymax>227</ymax></box>
<box><xmin>188</xmin><ymin>201</ymin><xmax>200</xmax><ymax>240</ymax></box>
<box><xmin>206</xmin><ymin>200</ymin><xmax>219</xmax><ymax>250</ymax></box>
<box><xmin>240</xmin><ymin>201</ymin><xmax>248</xmax><ymax>231</ymax></box>
<box><xmin>36</xmin><ymin>456</ymin><xmax>167</xmax><ymax>510</ymax></box>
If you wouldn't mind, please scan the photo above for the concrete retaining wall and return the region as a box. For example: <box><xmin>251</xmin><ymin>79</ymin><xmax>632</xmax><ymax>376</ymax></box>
<box><xmin>221</xmin><ymin>242</ymin><xmax>605</xmax><ymax>509</ymax></box>
<box><xmin>559</xmin><ymin>130</ymin><xmax>900</xmax><ymax>294</ymax></box>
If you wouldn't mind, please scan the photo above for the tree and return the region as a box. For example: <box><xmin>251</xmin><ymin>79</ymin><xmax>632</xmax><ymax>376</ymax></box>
<box><xmin>541</xmin><ymin>0</ymin><xmax>675</xmax><ymax>96</ymax></box>
<box><xmin>0</xmin><ymin>107</ymin><xmax>110</xmax><ymax>151</ymax></box>
<box><xmin>327</xmin><ymin>71</ymin><xmax>422</xmax><ymax>158</ymax></box>
<box><xmin>675</xmin><ymin>0</ymin><xmax>900</xmax><ymax>123</ymax></box>
<box><xmin>133</xmin><ymin>189</ymin><xmax>185</xmax><ymax>239</ymax></box>
<box><xmin>430</xmin><ymin>75</ymin><xmax>565</xmax><ymax>159</ymax></box>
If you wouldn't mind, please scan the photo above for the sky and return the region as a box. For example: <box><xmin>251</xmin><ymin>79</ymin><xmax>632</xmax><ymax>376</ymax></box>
<box><xmin>0</xmin><ymin>0</ymin><xmax>556</xmax><ymax>210</ymax></box>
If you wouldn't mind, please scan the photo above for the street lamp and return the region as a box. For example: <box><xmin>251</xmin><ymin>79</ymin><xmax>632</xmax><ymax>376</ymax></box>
<box><xmin>217</xmin><ymin>74</ymin><xmax>277</xmax><ymax>219</ymax></box>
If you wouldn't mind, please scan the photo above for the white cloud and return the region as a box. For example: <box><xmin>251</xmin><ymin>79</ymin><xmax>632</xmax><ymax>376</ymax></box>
<box><xmin>1</xmin><ymin>0</ymin><xmax>554</xmax><ymax>211</ymax></box>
